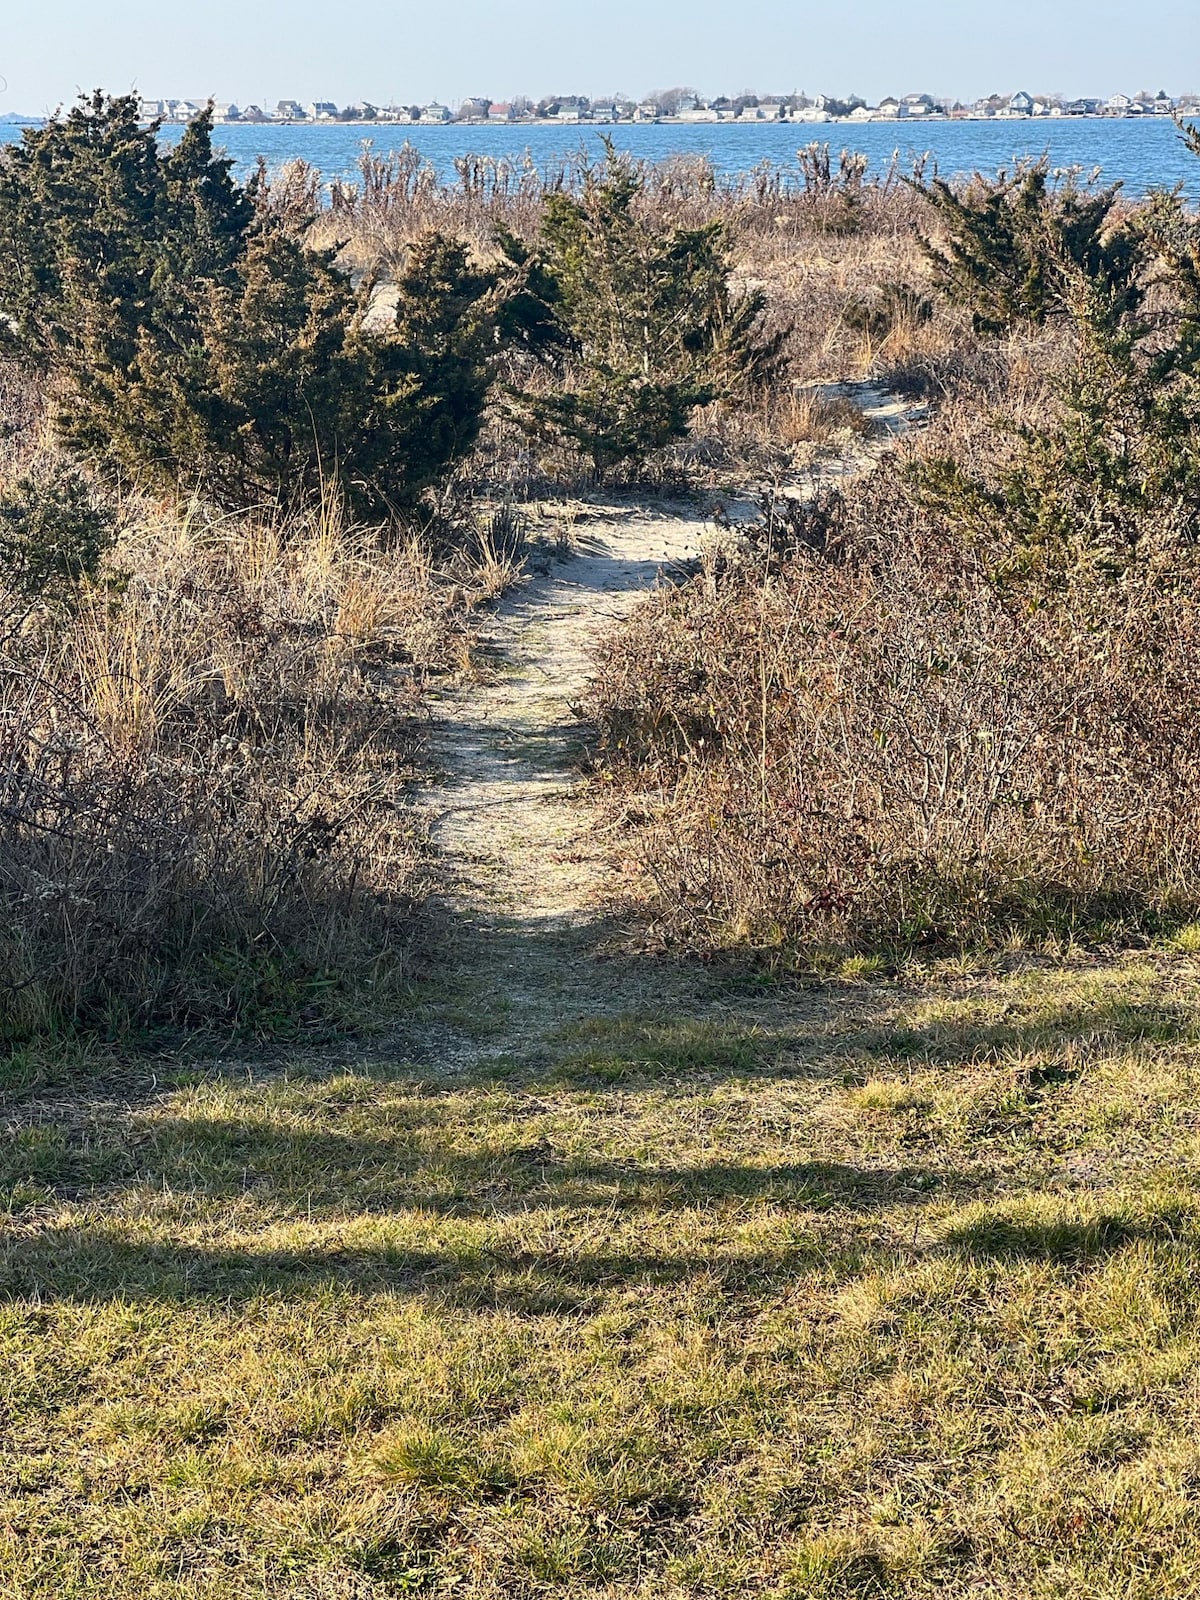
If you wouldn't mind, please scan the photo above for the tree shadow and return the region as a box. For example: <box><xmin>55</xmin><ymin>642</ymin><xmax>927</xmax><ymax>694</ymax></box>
<box><xmin>858</xmin><ymin>991</ymin><xmax>1196</xmax><ymax>1068</ymax></box>
<box><xmin>0</xmin><ymin>1117</ymin><xmax>962</xmax><ymax>1309</ymax></box>
<box><xmin>942</xmin><ymin>1199</ymin><xmax>1197</xmax><ymax>1265</ymax></box>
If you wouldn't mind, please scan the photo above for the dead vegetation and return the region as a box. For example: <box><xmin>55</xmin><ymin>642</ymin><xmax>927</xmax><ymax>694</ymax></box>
<box><xmin>0</xmin><ymin>365</ymin><xmax>533</xmax><ymax>1038</ymax></box>
<box><xmin>584</xmin><ymin>139</ymin><xmax>1200</xmax><ymax>962</ymax></box>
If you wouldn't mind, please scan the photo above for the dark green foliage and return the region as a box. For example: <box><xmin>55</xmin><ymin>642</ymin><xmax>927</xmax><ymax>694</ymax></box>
<box><xmin>912</xmin><ymin>133</ymin><xmax>1200</xmax><ymax>591</ymax></box>
<box><xmin>0</xmin><ymin>93</ymin><xmax>251</xmax><ymax>372</ymax></box>
<box><xmin>842</xmin><ymin>282</ymin><xmax>934</xmax><ymax>344</ymax></box>
<box><xmin>912</xmin><ymin>160</ymin><xmax>1140</xmax><ymax>334</ymax></box>
<box><xmin>0</xmin><ymin>93</ymin><xmax>498</xmax><ymax>516</ymax></box>
<box><xmin>491</xmin><ymin>224</ymin><xmax>571</xmax><ymax>364</ymax></box>
<box><xmin>0</xmin><ymin>462</ymin><xmax>113</xmax><ymax>600</ymax></box>
<box><xmin>507</xmin><ymin>143</ymin><xmax>781</xmax><ymax>475</ymax></box>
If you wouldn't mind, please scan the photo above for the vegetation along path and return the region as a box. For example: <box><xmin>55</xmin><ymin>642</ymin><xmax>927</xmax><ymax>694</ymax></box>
<box><xmin>11</xmin><ymin>387</ymin><xmax>1200</xmax><ymax>1598</ymax></box>
<box><xmin>421</xmin><ymin>383</ymin><xmax>916</xmax><ymax>1064</ymax></box>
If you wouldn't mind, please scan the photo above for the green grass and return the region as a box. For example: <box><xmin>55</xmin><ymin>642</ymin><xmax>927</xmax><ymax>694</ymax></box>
<box><xmin>5</xmin><ymin>957</ymin><xmax>1200</xmax><ymax>1596</ymax></box>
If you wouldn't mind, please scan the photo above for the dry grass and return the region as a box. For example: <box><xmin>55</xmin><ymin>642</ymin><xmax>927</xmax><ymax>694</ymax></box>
<box><xmin>0</xmin><ymin>377</ymin><xmax>529</xmax><ymax>1036</ymax></box>
<box><xmin>585</xmin><ymin>424</ymin><xmax>1200</xmax><ymax>959</ymax></box>
<box><xmin>4</xmin><ymin>955</ymin><xmax>1200</xmax><ymax>1594</ymax></box>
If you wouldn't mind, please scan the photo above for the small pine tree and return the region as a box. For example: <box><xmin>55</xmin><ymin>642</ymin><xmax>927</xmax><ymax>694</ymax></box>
<box><xmin>911</xmin><ymin>136</ymin><xmax>1200</xmax><ymax>592</ymax></box>
<box><xmin>0</xmin><ymin>462</ymin><xmax>113</xmax><ymax>600</ymax></box>
<box><xmin>912</xmin><ymin>160</ymin><xmax>1140</xmax><ymax>333</ymax></box>
<box><xmin>506</xmin><ymin>142</ymin><xmax>781</xmax><ymax>476</ymax></box>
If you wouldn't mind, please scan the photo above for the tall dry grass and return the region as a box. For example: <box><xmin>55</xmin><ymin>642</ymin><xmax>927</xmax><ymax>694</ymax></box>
<box><xmin>587</xmin><ymin>440</ymin><xmax>1200</xmax><ymax>958</ymax></box>
<box><xmin>0</xmin><ymin>368</ymin><xmax>511</xmax><ymax>1036</ymax></box>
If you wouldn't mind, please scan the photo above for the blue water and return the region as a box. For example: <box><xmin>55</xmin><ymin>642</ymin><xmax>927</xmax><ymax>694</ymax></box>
<box><xmin>3</xmin><ymin>115</ymin><xmax>1197</xmax><ymax>196</ymax></box>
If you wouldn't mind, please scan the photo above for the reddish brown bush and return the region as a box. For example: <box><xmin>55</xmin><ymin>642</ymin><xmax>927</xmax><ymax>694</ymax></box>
<box><xmin>588</xmin><ymin>464</ymin><xmax>1200</xmax><ymax>956</ymax></box>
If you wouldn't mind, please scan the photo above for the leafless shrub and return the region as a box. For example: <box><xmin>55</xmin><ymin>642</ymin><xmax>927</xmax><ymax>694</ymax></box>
<box><xmin>587</xmin><ymin>457</ymin><xmax>1200</xmax><ymax>957</ymax></box>
<box><xmin>0</xmin><ymin>462</ymin><xmax>478</xmax><ymax>1037</ymax></box>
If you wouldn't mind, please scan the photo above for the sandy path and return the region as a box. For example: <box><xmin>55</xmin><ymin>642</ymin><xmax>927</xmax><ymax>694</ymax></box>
<box><xmin>418</xmin><ymin>388</ymin><xmax>917</xmax><ymax>1056</ymax></box>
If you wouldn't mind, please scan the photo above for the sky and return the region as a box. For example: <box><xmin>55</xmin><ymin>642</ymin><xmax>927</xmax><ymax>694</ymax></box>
<box><xmin>2</xmin><ymin>0</ymin><xmax>1196</xmax><ymax>113</ymax></box>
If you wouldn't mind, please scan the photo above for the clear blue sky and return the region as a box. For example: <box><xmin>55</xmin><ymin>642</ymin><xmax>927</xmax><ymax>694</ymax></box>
<box><xmin>3</xmin><ymin>0</ymin><xmax>1196</xmax><ymax>113</ymax></box>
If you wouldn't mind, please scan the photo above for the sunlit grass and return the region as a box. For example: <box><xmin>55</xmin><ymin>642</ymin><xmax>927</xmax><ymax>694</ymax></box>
<box><xmin>4</xmin><ymin>955</ymin><xmax>1200</xmax><ymax>1595</ymax></box>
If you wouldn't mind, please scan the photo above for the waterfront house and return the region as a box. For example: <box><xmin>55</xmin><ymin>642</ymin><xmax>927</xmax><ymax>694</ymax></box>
<box><xmin>419</xmin><ymin>103</ymin><xmax>452</xmax><ymax>123</ymax></box>
<box><xmin>275</xmin><ymin>100</ymin><xmax>305</xmax><ymax>120</ymax></box>
<box><xmin>457</xmin><ymin>97</ymin><xmax>492</xmax><ymax>121</ymax></box>
<box><xmin>213</xmin><ymin>102</ymin><xmax>240</xmax><ymax>122</ymax></box>
<box><xmin>240</xmin><ymin>105</ymin><xmax>269</xmax><ymax>123</ymax></box>
<box><xmin>590</xmin><ymin>101</ymin><xmax>620</xmax><ymax>122</ymax></box>
<box><xmin>877</xmin><ymin>96</ymin><xmax>903</xmax><ymax>118</ymax></box>
<box><xmin>995</xmin><ymin>90</ymin><xmax>1034</xmax><ymax>117</ymax></box>
<box><xmin>137</xmin><ymin>98</ymin><xmax>165</xmax><ymax>121</ymax></box>
<box><xmin>308</xmin><ymin>102</ymin><xmax>338</xmax><ymax>120</ymax></box>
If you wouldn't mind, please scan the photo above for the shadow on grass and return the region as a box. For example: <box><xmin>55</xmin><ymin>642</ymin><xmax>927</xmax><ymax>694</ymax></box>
<box><xmin>943</xmin><ymin>1199</ymin><xmax>1198</xmax><ymax>1265</ymax></box>
<box><xmin>3</xmin><ymin>911</ymin><xmax>1197</xmax><ymax>1312</ymax></box>
<box><xmin>0</xmin><ymin>1135</ymin><xmax>958</xmax><ymax>1308</ymax></box>
<box><xmin>0</xmin><ymin>1219</ymin><xmax>880</xmax><ymax>1311</ymax></box>
<box><xmin>865</xmin><ymin>992</ymin><xmax>1195</xmax><ymax>1069</ymax></box>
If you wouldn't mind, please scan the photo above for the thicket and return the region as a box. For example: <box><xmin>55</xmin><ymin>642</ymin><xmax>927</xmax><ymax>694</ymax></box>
<box><xmin>911</xmin><ymin>142</ymin><xmax>1200</xmax><ymax>588</ymax></box>
<box><xmin>0</xmin><ymin>449</ymin><xmax>476</xmax><ymax>1039</ymax></box>
<box><xmin>0</xmin><ymin>94</ymin><xmax>500</xmax><ymax>517</ymax></box>
<box><xmin>500</xmin><ymin>143</ymin><xmax>782</xmax><ymax>475</ymax></box>
<box><xmin>588</xmin><ymin>126</ymin><xmax>1200</xmax><ymax>959</ymax></box>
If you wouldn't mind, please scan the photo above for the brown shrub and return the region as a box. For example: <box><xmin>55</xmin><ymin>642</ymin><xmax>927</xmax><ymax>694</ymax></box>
<box><xmin>0</xmin><ymin>475</ymin><xmax>473</xmax><ymax>1038</ymax></box>
<box><xmin>586</xmin><ymin>461</ymin><xmax>1200</xmax><ymax>957</ymax></box>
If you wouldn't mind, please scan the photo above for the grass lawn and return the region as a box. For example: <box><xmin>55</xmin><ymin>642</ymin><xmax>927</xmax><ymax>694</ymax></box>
<box><xmin>4</xmin><ymin>957</ymin><xmax>1200</xmax><ymax>1596</ymax></box>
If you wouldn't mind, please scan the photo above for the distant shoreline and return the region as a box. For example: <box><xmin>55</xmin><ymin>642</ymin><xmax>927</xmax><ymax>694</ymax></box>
<box><xmin>3</xmin><ymin>112</ymin><xmax>1190</xmax><ymax>132</ymax></box>
<box><xmin>180</xmin><ymin>112</ymin><xmax>1186</xmax><ymax>130</ymax></box>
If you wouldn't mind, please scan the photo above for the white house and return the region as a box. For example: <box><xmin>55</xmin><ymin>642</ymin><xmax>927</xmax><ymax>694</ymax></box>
<box><xmin>419</xmin><ymin>102</ymin><xmax>452</xmax><ymax>123</ymax></box>
<box><xmin>308</xmin><ymin>102</ymin><xmax>338</xmax><ymax>120</ymax></box>
<box><xmin>877</xmin><ymin>96</ymin><xmax>903</xmax><ymax>118</ymax></box>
